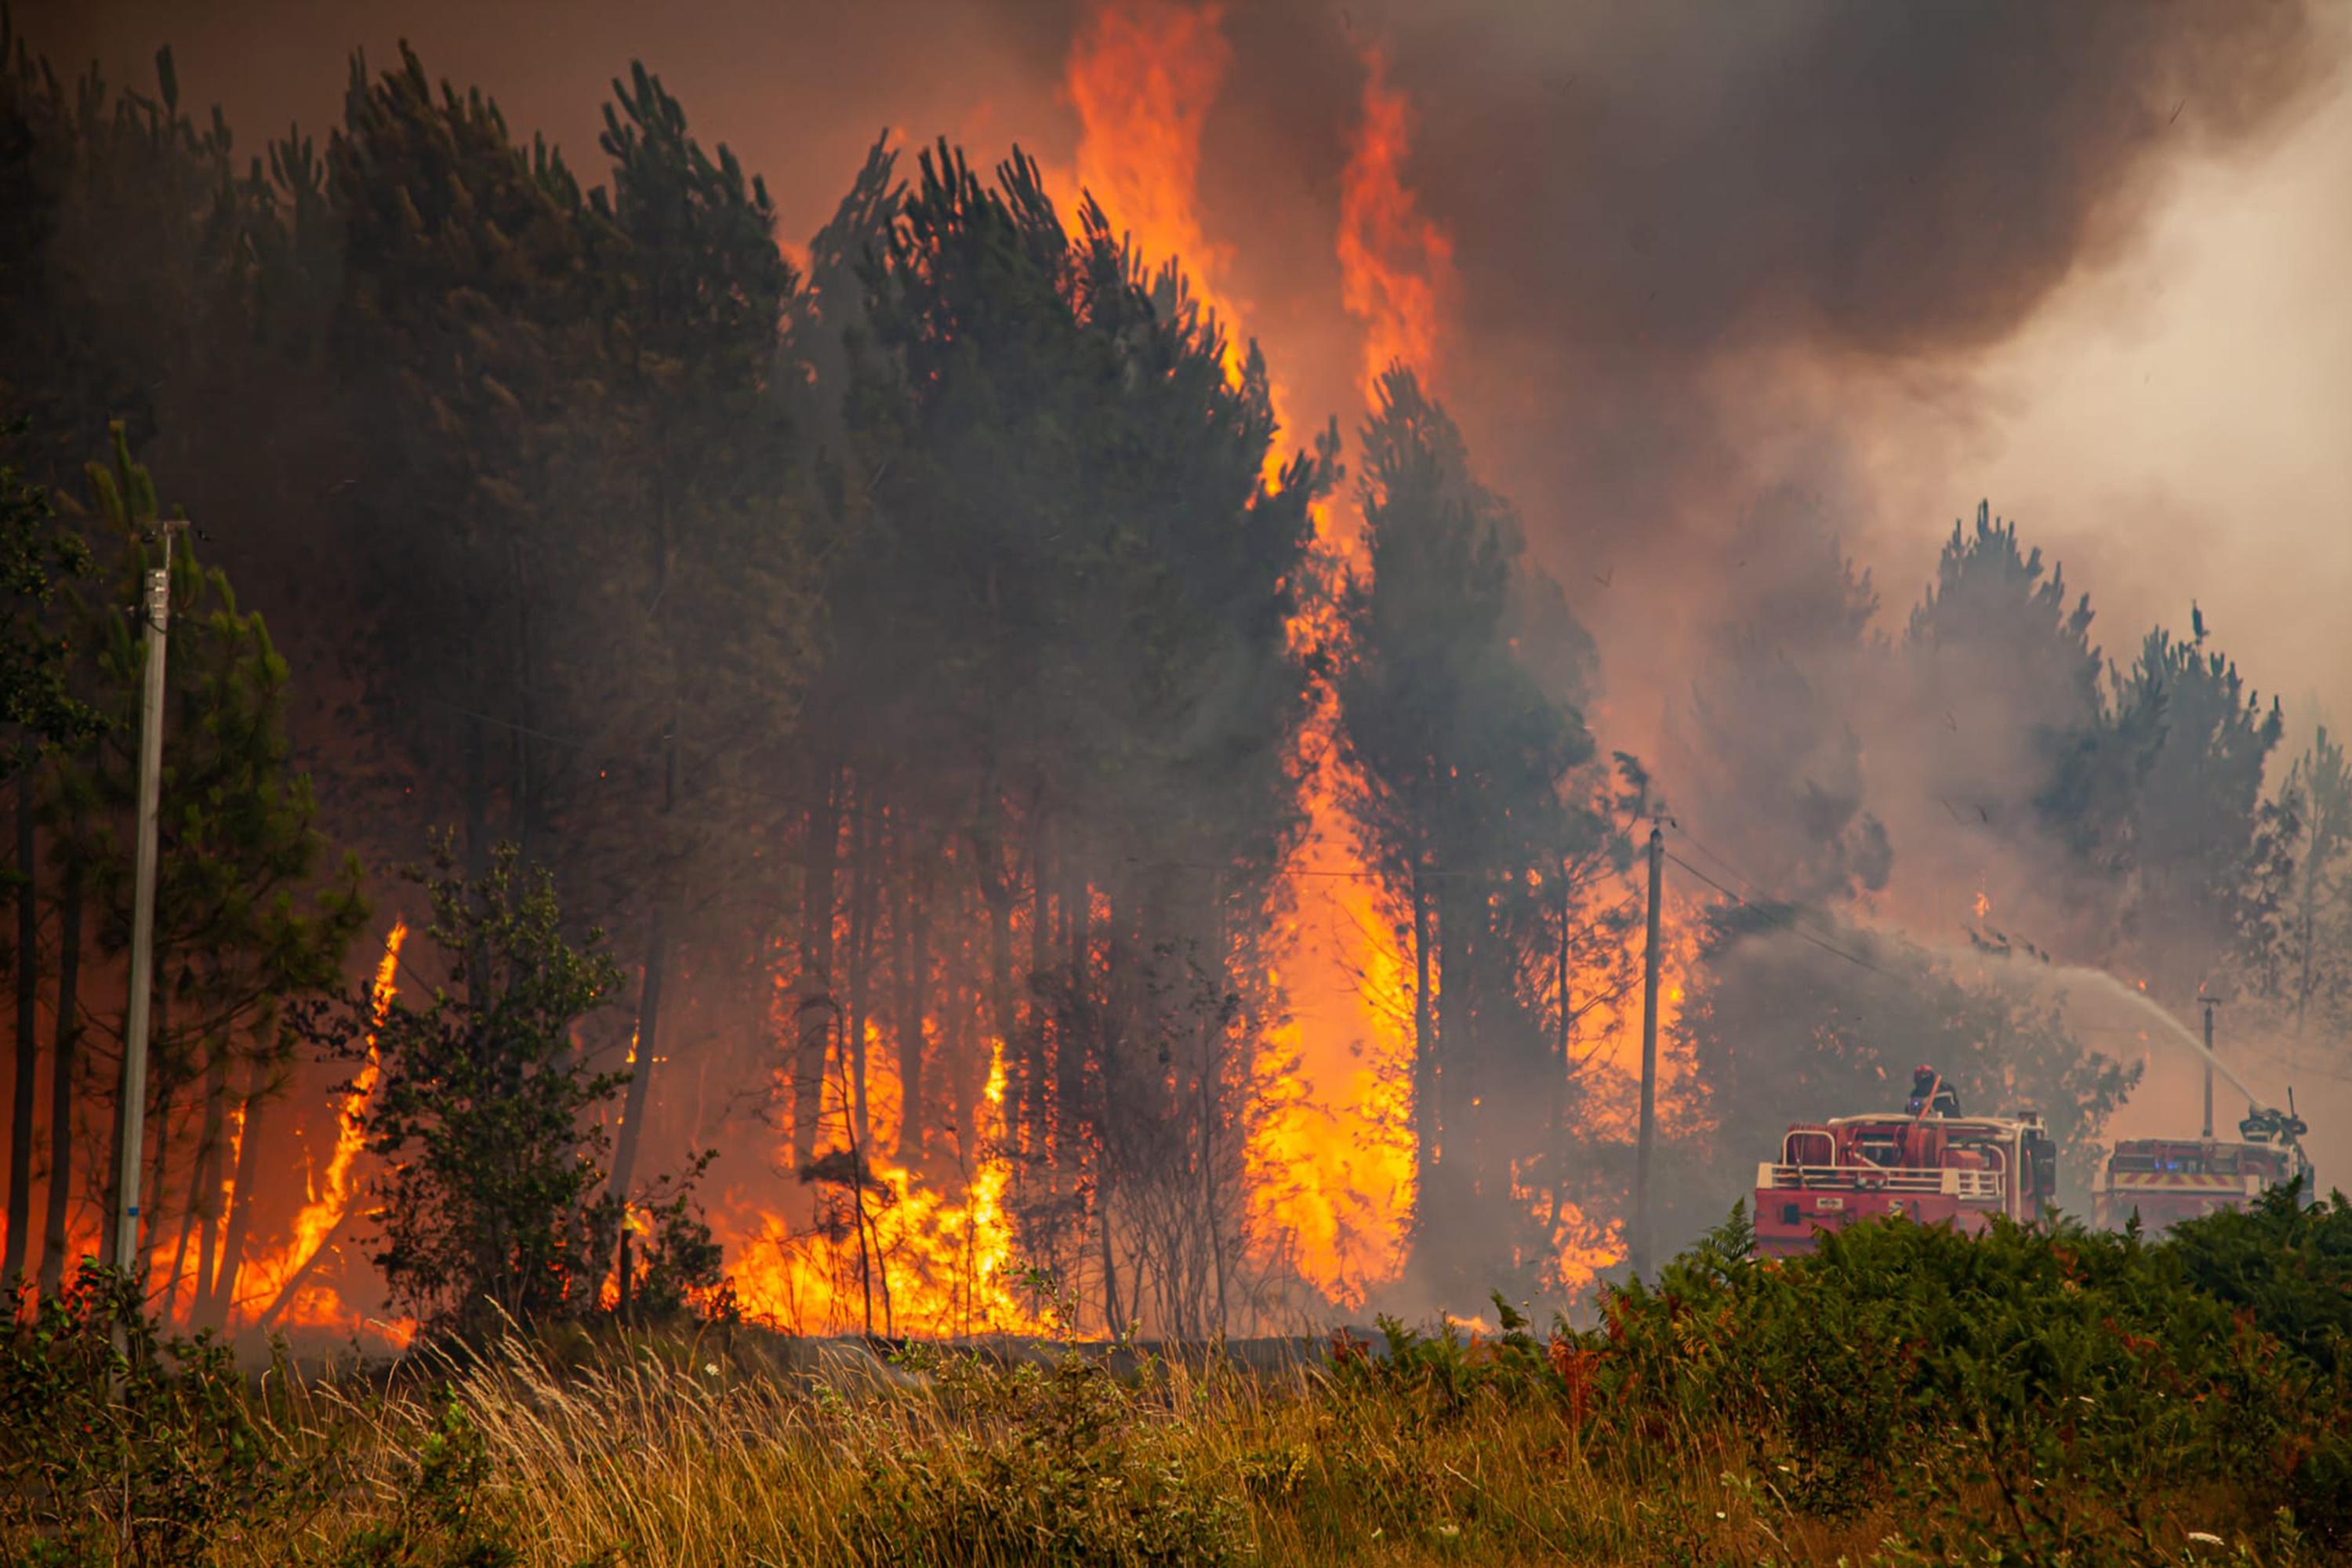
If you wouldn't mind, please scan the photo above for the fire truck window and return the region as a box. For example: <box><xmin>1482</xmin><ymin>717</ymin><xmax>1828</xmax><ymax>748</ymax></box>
<box><xmin>1781</xmin><ymin>1203</ymin><xmax>1802</xmax><ymax>1226</ymax></box>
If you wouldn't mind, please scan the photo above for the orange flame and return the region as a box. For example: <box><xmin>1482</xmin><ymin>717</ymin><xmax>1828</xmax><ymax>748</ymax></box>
<box><xmin>238</xmin><ymin>919</ymin><xmax>405</xmax><ymax>1328</ymax></box>
<box><xmin>1060</xmin><ymin>0</ymin><xmax>1316</xmax><ymax>503</ymax></box>
<box><xmin>727</xmin><ymin>1037</ymin><xmax>1047</xmax><ymax>1338</ymax></box>
<box><xmin>1338</xmin><ymin>42</ymin><xmax>1457</xmax><ymax>398</ymax></box>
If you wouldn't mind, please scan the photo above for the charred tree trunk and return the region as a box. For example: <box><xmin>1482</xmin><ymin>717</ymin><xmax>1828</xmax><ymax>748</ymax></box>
<box><xmin>1199</xmin><ymin>927</ymin><xmax>1229</xmax><ymax>1336</ymax></box>
<box><xmin>38</xmin><ymin>858</ymin><xmax>81</xmax><ymax>1298</ymax></box>
<box><xmin>609</xmin><ymin>901</ymin><xmax>669</xmax><ymax>1210</ymax></box>
<box><xmin>612</xmin><ymin>708</ymin><xmax>679</xmax><ymax>1225</ymax></box>
<box><xmin>464</xmin><ymin>712</ymin><xmax>491</xmax><ymax>887</ymax></box>
<box><xmin>183</xmin><ymin>1042</ymin><xmax>234</xmax><ymax>1324</ymax></box>
<box><xmin>793</xmin><ymin>759</ymin><xmax>843</xmax><ymax>1169</ymax></box>
<box><xmin>1409</xmin><ymin>866</ymin><xmax>1437</xmax><ymax>1210</ymax></box>
<box><xmin>972</xmin><ymin>781</ymin><xmax>1016</xmax><ymax>1148</ymax></box>
<box><xmin>6</xmin><ymin>760</ymin><xmax>38</xmax><ymax>1289</ymax></box>
<box><xmin>1025</xmin><ymin>817</ymin><xmax>1051</xmax><ymax>1167</ymax></box>
<box><xmin>137</xmin><ymin>1061</ymin><xmax>175</xmax><ymax>1294</ymax></box>
<box><xmin>206</xmin><ymin>1066</ymin><xmax>270</xmax><ymax>1328</ymax></box>
<box><xmin>1061</xmin><ymin>848</ymin><xmax>1090</xmax><ymax>1171</ymax></box>
<box><xmin>844</xmin><ymin>784</ymin><xmax>879</xmax><ymax>1152</ymax></box>
<box><xmin>507</xmin><ymin>532</ymin><xmax>539</xmax><ymax>865</ymax></box>
<box><xmin>894</xmin><ymin>845</ymin><xmax>931</xmax><ymax>1162</ymax></box>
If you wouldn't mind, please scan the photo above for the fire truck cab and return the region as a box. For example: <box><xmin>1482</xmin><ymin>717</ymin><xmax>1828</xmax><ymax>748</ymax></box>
<box><xmin>2092</xmin><ymin>1106</ymin><xmax>2312</xmax><ymax>1234</ymax></box>
<box><xmin>1754</xmin><ymin>1105</ymin><xmax>2059</xmax><ymax>1258</ymax></box>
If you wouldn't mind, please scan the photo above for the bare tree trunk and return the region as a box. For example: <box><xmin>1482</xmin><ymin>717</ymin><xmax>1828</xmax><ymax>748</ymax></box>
<box><xmin>507</xmin><ymin>532</ymin><xmax>539</xmax><ymax>864</ymax></box>
<box><xmin>1098</xmin><ymin>1180</ymin><xmax>1122</xmax><ymax>1338</ymax></box>
<box><xmin>971</xmin><ymin>781</ymin><xmax>1016</xmax><ymax>1148</ymax></box>
<box><xmin>793</xmin><ymin>759</ymin><xmax>842</xmax><ymax>1169</ymax></box>
<box><xmin>844</xmin><ymin>783</ymin><xmax>878</xmax><ymax>1151</ymax></box>
<box><xmin>1025</xmin><ymin>816</ymin><xmax>1051</xmax><ymax>1166</ymax></box>
<box><xmin>464</xmin><ymin>712</ymin><xmax>491</xmax><ymax>887</ymax></box>
<box><xmin>206</xmin><ymin>1065</ymin><xmax>270</xmax><ymax>1328</ymax></box>
<box><xmin>1062</xmin><ymin>847</ymin><xmax>1089</xmax><ymax>1172</ymax></box>
<box><xmin>1410</xmin><ymin>868</ymin><xmax>1436</xmax><ymax>1210</ymax></box>
<box><xmin>137</xmin><ymin>1069</ymin><xmax>175</xmax><ymax>1296</ymax></box>
<box><xmin>177</xmin><ymin>1043</ymin><xmax>232</xmax><ymax>1325</ymax></box>
<box><xmin>895</xmin><ymin>844</ymin><xmax>930</xmax><ymax>1161</ymax></box>
<box><xmin>38</xmin><ymin>859</ymin><xmax>81</xmax><ymax>1298</ymax></box>
<box><xmin>609</xmin><ymin>902</ymin><xmax>669</xmax><ymax>1207</ymax></box>
<box><xmin>6</xmin><ymin>760</ymin><xmax>38</xmax><ymax>1290</ymax></box>
<box><xmin>1200</xmin><ymin>1010</ymin><xmax>1228</xmax><ymax>1337</ymax></box>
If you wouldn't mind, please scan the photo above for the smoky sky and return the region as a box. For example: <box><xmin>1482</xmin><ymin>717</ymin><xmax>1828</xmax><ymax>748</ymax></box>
<box><xmin>18</xmin><ymin>0</ymin><xmax>2343</xmax><ymax>695</ymax></box>
<box><xmin>1201</xmin><ymin>0</ymin><xmax>2336</xmax><ymax>649</ymax></box>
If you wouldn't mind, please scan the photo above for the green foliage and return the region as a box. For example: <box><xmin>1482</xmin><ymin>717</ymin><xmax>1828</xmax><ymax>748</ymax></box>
<box><xmin>335</xmin><ymin>839</ymin><xmax>628</xmax><ymax>1334</ymax></box>
<box><xmin>71</xmin><ymin>423</ymin><xmax>369</xmax><ymax>1030</ymax></box>
<box><xmin>332</xmin><ymin>1393</ymin><xmax>521</xmax><ymax>1568</ymax></box>
<box><xmin>622</xmin><ymin>1148</ymin><xmax>734</xmax><ymax>1325</ymax></box>
<box><xmin>849</xmin><ymin>1348</ymin><xmax>1251</xmax><ymax>1568</ymax></box>
<box><xmin>1325</xmin><ymin>1292</ymin><xmax>1564</xmax><ymax>1425</ymax></box>
<box><xmin>0</xmin><ymin>1263</ymin><xmax>310</xmax><ymax>1565</ymax></box>
<box><xmin>2168</xmin><ymin>1181</ymin><xmax>2352</xmax><ymax>1376</ymax></box>
<box><xmin>1568</xmin><ymin>1205</ymin><xmax>2352</xmax><ymax>1562</ymax></box>
<box><xmin>2103</xmin><ymin>619</ymin><xmax>2292</xmax><ymax>988</ymax></box>
<box><xmin>2263</xmin><ymin>728</ymin><xmax>2352</xmax><ymax>1037</ymax></box>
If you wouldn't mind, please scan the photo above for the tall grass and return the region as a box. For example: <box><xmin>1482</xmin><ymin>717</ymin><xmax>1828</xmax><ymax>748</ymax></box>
<box><xmin>14</xmin><ymin>1195</ymin><xmax>2352</xmax><ymax>1566</ymax></box>
<box><xmin>245</xmin><ymin>1330</ymin><xmax>1779</xmax><ymax>1567</ymax></box>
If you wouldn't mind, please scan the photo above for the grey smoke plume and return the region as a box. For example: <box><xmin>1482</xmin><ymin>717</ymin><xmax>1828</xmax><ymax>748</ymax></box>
<box><xmin>1197</xmin><ymin>1</ymin><xmax>2336</xmax><ymax>641</ymax></box>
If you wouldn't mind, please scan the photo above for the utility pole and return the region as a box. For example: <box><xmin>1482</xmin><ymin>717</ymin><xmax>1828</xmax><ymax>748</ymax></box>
<box><xmin>2198</xmin><ymin>994</ymin><xmax>2220</xmax><ymax>1140</ymax></box>
<box><xmin>112</xmin><ymin>522</ymin><xmax>183</xmax><ymax>1284</ymax></box>
<box><xmin>1630</xmin><ymin>826</ymin><xmax>1664</xmax><ymax>1281</ymax></box>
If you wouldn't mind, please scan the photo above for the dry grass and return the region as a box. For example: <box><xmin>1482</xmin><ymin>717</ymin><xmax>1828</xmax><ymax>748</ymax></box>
<box><xmin>198</xmin><ymin>1328</ymin><xmax>1949</xmax><ymax>1568</ymax></box>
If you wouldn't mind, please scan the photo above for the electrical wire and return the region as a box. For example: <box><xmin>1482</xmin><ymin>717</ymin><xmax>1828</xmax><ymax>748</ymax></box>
<box><xmin>1659</xmin><ymin>845</ymin><xmax>1907</xmax><ymax>982</ymax></box>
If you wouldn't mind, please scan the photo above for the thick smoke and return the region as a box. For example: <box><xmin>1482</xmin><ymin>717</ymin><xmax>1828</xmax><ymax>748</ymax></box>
<box><xmin>1194</xmin><ymin>0</ymin><xmax>2336</xmax><ymax>652</ymax></box>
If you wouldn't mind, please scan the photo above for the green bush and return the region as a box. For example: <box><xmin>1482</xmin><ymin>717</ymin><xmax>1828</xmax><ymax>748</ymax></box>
<box><xmin>0</xmin><ymin>1263</ymin><xmax>312</xmax><ymax>1565</ymax></box>
<box><xmin>1563</xmin><ymin>1203</ymin><xmax>2352</xmax><ymax>1563</ymax></box>
<box><xmin>2169</xmin><ymin>1181</ymin><xmax>2352</xmax><ymax>1374</ymax></box>
<box><xmin>332</xmin><ymin>1392</ymin><xmax>524</xmax><ymax>1568</ymax></box>
<box><xmin>846</xmin><ymin>1348</ymin><xmax>1250</xmax><ymax>1568</ymax></box>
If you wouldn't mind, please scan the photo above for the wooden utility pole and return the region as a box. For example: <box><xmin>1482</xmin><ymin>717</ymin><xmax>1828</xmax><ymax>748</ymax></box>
<box><xmin>113</xmin><ymin>523</ymin><xmax>184</xmax><ymax>1283</ymax></box>
<box><xmin>1630</xmin><ymin>826</ymin><xmax>1664</xmax><ymax>1281</ymax></box>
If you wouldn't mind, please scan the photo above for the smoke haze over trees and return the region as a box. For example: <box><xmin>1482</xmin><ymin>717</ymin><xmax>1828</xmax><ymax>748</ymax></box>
<box><xmin>0</xmin><ymin>2</ymin><xmax>2347</xmax><ymax>1338</ymax></box>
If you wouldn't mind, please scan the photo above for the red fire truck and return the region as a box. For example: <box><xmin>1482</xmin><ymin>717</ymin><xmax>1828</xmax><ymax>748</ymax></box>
<box><xmin>2092</xmin><ymin>1105</ymin><xmax>2311</xmax><ymax>1234</ymax></box>
<box><xmin>1753</xmin><ymin>1073</ymin><xmax>2060</xmax><ymax>1258</ymax></box>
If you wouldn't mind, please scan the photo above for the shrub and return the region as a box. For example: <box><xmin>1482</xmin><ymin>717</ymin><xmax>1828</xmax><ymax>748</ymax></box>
<box><xmin>1564</xmin><ymin>1203</ymin><xmax>2352</xmax><ymax>1561</ymax></box>
<box><xmin>0</xmin><ymin>1263</ymin><xmax>314</xmax><ymax>1564</ymax></box>
<box><xmin>846</xmin><ymin>1348</ymin><xmax>1250</xmax><ymax>1568</ymax></box>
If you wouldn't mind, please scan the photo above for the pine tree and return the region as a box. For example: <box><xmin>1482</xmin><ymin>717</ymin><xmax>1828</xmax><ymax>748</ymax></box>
<box><xmin>2102</xmin><ymin>615</ymin><xmax>2289</xmax><ymax>1003</ymax></box>
<box><xmin>1330</xmin><ymin>366</ymin><xmax>1616</xmax><ymax>1305</ymax></box>
<box><xmin>1679</xmin><ymin>489</ymin><xmax>1889</xmax><ymax>905</ymax></box>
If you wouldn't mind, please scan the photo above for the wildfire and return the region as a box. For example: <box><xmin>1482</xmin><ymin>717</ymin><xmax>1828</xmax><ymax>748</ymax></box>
<box><xmin>728</xmin><ymin>1038</ymin><xmax>1047</xmax><ymax>1338</ymax></box>
<box><xmin>1060</xmin><ymin>0</ymin><xmax>1319</xmax><ymax>506</ymax></box>
<box><xmin>1337</xmin><ymin>42</ymin><xmax>1457</xmax><ymax>398</ymax></box>
<box><xmin>1063</xmin><ymin>0</ymin><xmax>1237</xmax><ymax>381</ymax></box>
<box><xmin>238</xmin><ymin>919</ymin><xmax>406</xmax><ymax>1330</ymax></box>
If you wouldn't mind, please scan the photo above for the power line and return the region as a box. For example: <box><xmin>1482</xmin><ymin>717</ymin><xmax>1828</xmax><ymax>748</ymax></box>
<box><xmin>1660</xmin><ymin>845</ymin><xmax>1907</xmax><ymax>983</ymax></box>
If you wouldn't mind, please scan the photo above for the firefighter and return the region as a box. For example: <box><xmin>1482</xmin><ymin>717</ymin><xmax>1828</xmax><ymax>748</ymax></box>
<box><xmin>1907</xmin><ymin>1065</ymin><xmax>1961</xmax><ymax>1117</ymax></box>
